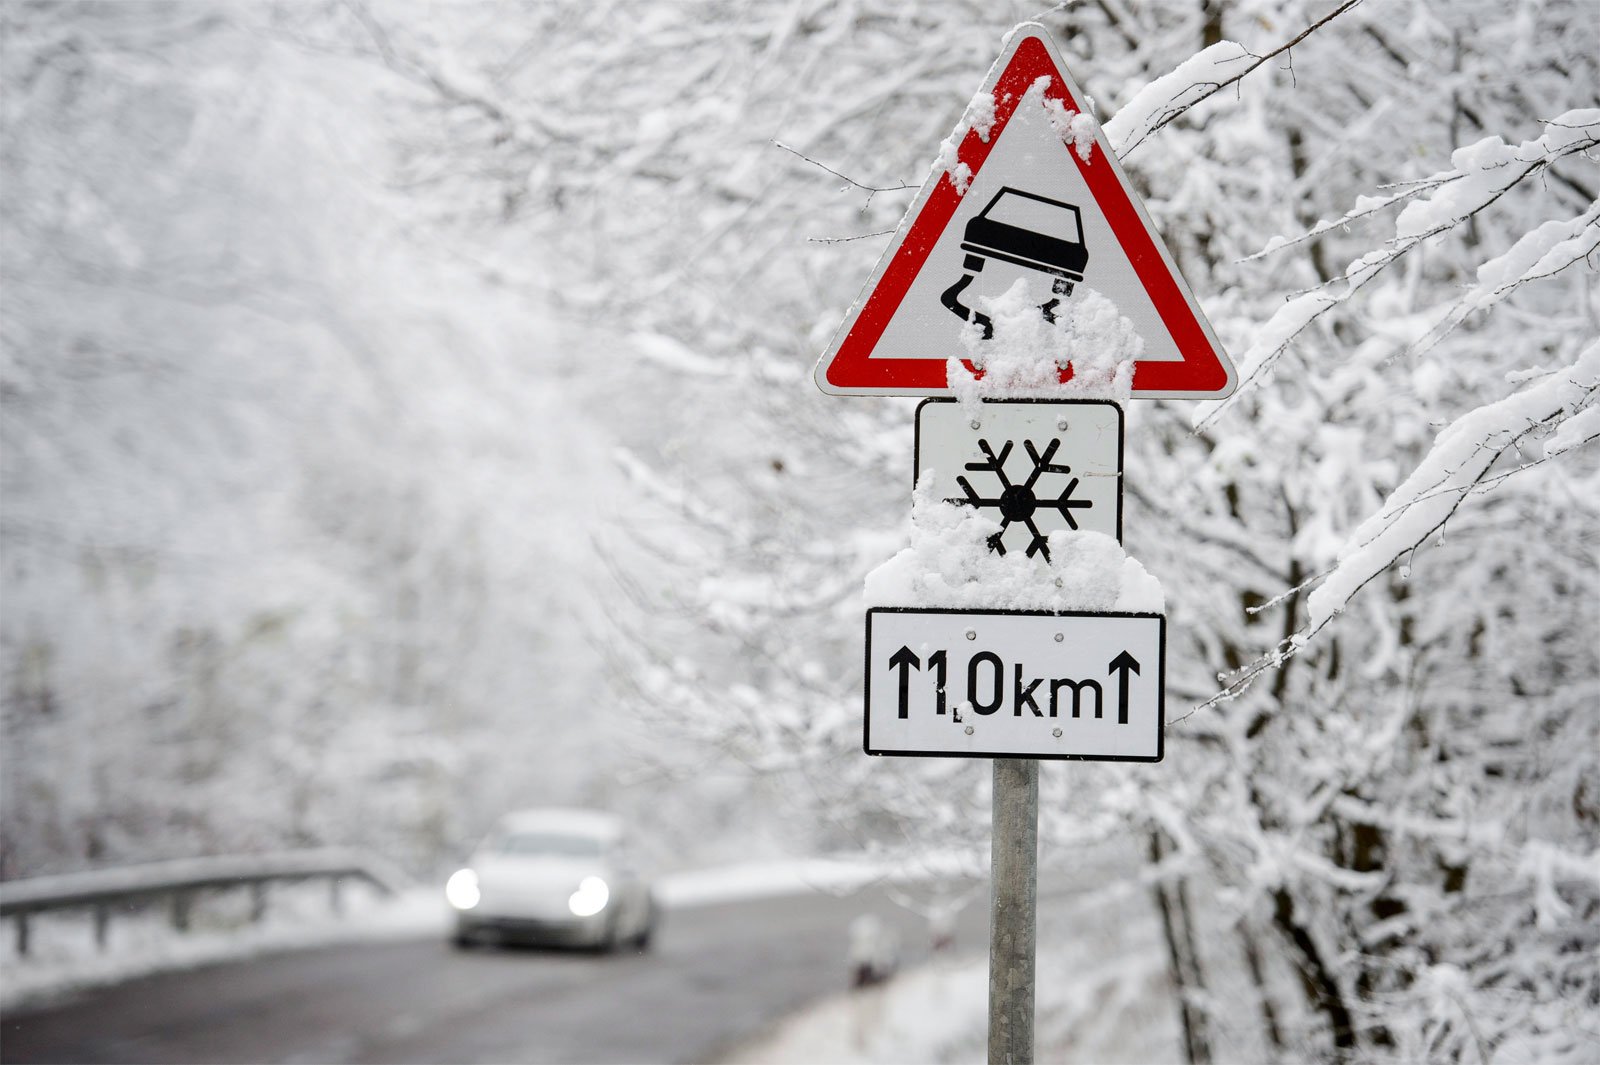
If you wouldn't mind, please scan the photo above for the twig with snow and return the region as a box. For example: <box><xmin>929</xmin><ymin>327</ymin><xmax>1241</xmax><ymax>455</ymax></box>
<box><xmin>1193</xmin><ymin>342</ymin><xmax>1599</xmax><ymax>711</ymax></box>
<box><xmin>1199</xmin><ymin>110</ymin><xmax>1600</xmax><ymax>430</ymax></box>
<box><xmin>1105</xmin><ymin>0</ymin><xmax>1366</xmax><ymax>159</ymax></box>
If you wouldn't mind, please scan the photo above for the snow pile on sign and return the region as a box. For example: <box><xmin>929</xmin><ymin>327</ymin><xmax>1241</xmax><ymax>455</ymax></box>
<box><xmin>933</xmin><ymin>66</ymin><xmax>1099</xmax><ymax>198</ymax></box>
<box><xmin>1038</xmin><ymin>77</ymin><xmax>1098</xmax><ymax>162</ymax></box>
<box><xmin>865</xmin><ymin>481</ymin><xmax>1162</xmax><ymax>613</ymax></box>
<box><xmin>933</xmin><ymin>90</ymin><xmax>997</xmax><ymax>195</ymax></box>
<box><xmin>947</xmin><ymin>281</ymin><xmax>1143</xmax><ymax>411</ymax></box>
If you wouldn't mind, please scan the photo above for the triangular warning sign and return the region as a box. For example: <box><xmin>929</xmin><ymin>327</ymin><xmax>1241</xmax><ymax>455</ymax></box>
<box><xmin>815</xmin><ymin>25</ymin><xmax>1236</xmax><ymax>400</ymax></box>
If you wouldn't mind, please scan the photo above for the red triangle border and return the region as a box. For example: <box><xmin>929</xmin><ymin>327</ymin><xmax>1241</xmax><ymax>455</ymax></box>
<box><xmin>817</xmin><ymin>29</ymin><xmax>1234</xmax><ymax>399</ymax></box>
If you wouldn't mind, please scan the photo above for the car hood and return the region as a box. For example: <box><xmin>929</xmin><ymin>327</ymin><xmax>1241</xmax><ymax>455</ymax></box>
<box><xmin>470</xmin><ymin>855</ymin><xmax>609</xmax><ymax>918</ymax></box>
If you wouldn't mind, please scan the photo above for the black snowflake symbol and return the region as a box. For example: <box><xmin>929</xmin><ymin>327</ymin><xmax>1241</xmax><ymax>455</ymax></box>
<box><xmin>948</xmin><ymin>438</ymin><xmax>1092</xmax><ymax>561</ymax></box>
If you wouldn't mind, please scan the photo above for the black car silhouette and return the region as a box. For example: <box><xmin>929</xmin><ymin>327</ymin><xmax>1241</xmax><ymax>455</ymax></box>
<box><xmin>961</xmin><ymin>187</ymin><xmax>1087</xmax><ymax>282</ymax></box>
<box><xmin>940</xmin><ymin>187</ymin><xmax>1090</xmax><ymax>339</ymax></box>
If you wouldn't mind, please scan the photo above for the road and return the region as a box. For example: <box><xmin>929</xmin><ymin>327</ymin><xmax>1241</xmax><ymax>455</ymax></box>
<box><xmin>1</xmin><ymin>886</ymin><xmax>987</xmax><ymax>1064</ymax></box>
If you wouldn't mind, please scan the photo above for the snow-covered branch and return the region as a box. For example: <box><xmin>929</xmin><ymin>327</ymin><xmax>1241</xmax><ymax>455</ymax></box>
<box><xmin>1303</xmin><ymin>341</ymin><xmax>1598</xmax><ymax>633</ymax></box>
<box><xmin>1202</xmin><ymin>109</ymin><xmax>1600</xmax><ymax>426</ymax></box>
<box><xmin>1411</xmin><ymin>198</ymin><xmax>1600</xmax><ymax>355</ymax></box>
<box><xmin>1238</xmin><ymin>178</ymin><xmax>1453</xmax><ymax>263</ymax></box>
<box><xmin>1105</xmin><ymin>0</ymin><xmax>1364</xmax><ymax>158</ymax></box>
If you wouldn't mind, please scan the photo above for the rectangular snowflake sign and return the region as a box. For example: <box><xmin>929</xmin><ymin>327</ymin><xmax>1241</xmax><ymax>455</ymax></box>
<box><xmin>914</xmin><ymin>398</ymin><xmax>1123</xmax><ymax>551</ymax></box>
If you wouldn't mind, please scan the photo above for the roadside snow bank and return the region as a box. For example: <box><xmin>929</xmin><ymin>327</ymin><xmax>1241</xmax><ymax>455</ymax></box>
<box><xmin>865</xmin><ymin>481</ymin><xmax>1164</xmax><ymax>613</ymax></box>
<box><xmin>719</xmin><ymin>957</ymin><xmax>989</xmax><ymax>1065</ymax></box>
<box><xmin>718</xmin><ymin>876</ymin><xmax>1181</xmax><ymax>1065</ymax></box>
<box><xmin>658</xmin><ymin>860</ymin><xmax>889</xmax><ymax>909</ymax></box>
<box><xmin>658</xmin><ymin>852</ymin><xmax>980</xmax><ymax>909</ymax></box>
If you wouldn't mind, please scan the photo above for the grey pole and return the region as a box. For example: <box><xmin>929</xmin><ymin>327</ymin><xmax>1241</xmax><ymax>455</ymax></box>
<box><xmin>988</xmin><ymin>757</ymin><xmax>1039</xmax><ymax>1064</ymax></box>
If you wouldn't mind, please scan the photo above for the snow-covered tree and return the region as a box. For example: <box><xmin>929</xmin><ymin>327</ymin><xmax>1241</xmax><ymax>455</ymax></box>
<box><xmin>1</xmin><ymin>3</ymin><xmax>636</xmax><ymax>876</ymax></box>
<box><xmin>337</xmin><ymin>1</ymin><xmax>1600</xmax><ymax>1057</ymax></box>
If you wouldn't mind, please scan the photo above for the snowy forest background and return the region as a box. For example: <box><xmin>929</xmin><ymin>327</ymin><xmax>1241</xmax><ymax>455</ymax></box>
<box><xmin>3</xmin><ymin>1</ymin><xmax>1596</xmax><ymax>1060</ymax></box>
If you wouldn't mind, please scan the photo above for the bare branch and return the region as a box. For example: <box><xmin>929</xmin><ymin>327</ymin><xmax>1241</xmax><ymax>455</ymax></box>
<box><xmin>806</xmin><ymin>229</ymin><xmax>895</xmax><ymax>245</ymax></box>
<box><xmin>772</xmin><ymin>139</ymin><xmax>914</xmax><ymax>214</ymax></box>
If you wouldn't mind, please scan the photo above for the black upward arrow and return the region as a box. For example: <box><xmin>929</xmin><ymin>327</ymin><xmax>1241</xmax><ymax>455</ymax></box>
<box><xmin>1107</xmin><ymin>651</ymin><xmax>1140</xmax><ymax>725</ymax></box>
<box><xmin>889</xmin><ymin>646</ymin><xmax>921</xmax><ymax>719</ymax></box>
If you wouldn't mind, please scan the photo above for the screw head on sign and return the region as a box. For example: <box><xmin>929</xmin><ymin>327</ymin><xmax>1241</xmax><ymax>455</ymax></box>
<box><xmin>1054</xmin><ymin>633</ymin><xmax>1063</xmax><ymax>643</ymax></box>
<box><xmin>965</xmin><ymin>629</ymin><xmax>977</xmax><ymax>641</ymax></box>
<box><xmin>964</xmin><ymin>725</ymin><xmax>975</xmax><ymax>735</ymax></box>
<box><xmin>970</xmin><ymin>420</ymin><xmax>981</xmax><ymax>430</ymax></box>
<box><xmin>1052</xmin><ymin>728</ymin><xmax>1062</xmax><ymax>738</ymax></box>
<box><xmin>1056</xmin><ymin>418</ymin><xmax>1069</xmax><ymax>431</ymax></box>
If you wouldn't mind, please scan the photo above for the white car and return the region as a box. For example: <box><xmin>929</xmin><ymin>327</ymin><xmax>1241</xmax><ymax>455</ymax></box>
<box><xmin>446</xmin><ymin>809</ymin><xmax>657</xmax><ymax>951</ymax></box>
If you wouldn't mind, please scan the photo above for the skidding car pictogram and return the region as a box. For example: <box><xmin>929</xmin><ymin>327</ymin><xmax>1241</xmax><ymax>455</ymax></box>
<box><xmin>939</xmin><ymin>187</ymin><xmax>1088</xmax><ymax>340</ymax></box>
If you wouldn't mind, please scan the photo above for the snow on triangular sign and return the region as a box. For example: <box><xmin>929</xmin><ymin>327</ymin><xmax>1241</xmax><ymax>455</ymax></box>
<box><xmin>814</xmin><ymin>25</ymin><xmax>1236</xmax><ymax>399</ymax></box>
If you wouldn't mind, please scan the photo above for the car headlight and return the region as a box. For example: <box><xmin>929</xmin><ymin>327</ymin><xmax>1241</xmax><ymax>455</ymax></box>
<box><xmin>445</xmin><ymin>868</ymin><xmax>480</xmax><ymax>910</ymax></box>
<box><xmin>568</xmin><ymin>876</ymin><xmax>609</xmax><ymax>917</ymax></box>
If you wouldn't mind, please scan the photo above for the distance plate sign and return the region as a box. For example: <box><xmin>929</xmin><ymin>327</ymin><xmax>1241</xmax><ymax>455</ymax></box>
<box><xmin>915</xmin><ymin>399</ymin><xmax>1122</xmax><ymax>551</ymax></box>
<box><xmin>865</xmin><ymin>607</ymin><xmax>1164</xmax><ymax>761</ymax></box>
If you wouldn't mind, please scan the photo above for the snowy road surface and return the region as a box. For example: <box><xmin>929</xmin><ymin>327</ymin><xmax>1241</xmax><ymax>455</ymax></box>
<box><xmin>1</xmin><ymin>885</ymin><xmax>986</xmax><ymax>1064</ymax></box>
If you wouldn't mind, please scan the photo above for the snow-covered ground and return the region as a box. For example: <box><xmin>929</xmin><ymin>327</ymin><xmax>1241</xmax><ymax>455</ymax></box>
<box><xmin>720</xmin><ymin>957</ymin><xmax>991</xmax><ymax>1065</ymax></box>
<box><xmin>3</xmin><ymin>853</ymin><xmax>1181</xmax><ymax>1065</ymax></box>
<box><xmin>655</xmin><ymin>853</ymin><xmax>979</xmax><ymax>909</ymax></box>
<box><xmin>720</xmin><ymin>877</ymin><xmax>1181</xmax><ymax>1065</ymax></box>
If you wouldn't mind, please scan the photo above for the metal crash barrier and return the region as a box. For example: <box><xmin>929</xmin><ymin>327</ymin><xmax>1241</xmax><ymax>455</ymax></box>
<box><xmin>0</xmin><ymin>849</ymin><xmax>409</xmax><ymax>955</ymax></box>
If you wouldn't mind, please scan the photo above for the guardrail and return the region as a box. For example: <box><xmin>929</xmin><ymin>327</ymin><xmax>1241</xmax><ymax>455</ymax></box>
<box><xmin>0</xmin><ymin>848</ymin><xmax>411</xmax><ymax>956</ymax></box>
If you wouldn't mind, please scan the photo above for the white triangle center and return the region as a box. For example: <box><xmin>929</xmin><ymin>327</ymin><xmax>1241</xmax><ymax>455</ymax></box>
<box><xmin>873</xmin><ymin>93</ymin><xmax>1183</xmax><ymax>367</ymax></box>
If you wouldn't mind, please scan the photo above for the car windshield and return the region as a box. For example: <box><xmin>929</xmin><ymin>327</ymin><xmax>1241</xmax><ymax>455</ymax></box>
<box><xmin>984</xmin><ymin>191</ymin><xmax>1082</xmax><ymax>244</ymax></box>
<box><xmin>495</xmin><ymin>831</ymin><xmax>605</xmax><ymax>858</ymax></box>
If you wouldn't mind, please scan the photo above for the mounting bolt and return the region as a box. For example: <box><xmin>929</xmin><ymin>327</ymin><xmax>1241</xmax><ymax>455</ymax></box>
<box><xmin>1054</xmin><ymin>633</ymin><xmax>1064</xmax><ymax>643</ymax></box>
<box><xmin>964</xmin><ymin>725</ymin><xmax>975</xmax><ymax>735</ymax></box>
<box><xmin>1057</xmin><ymin>418</ymin><xmax>1069</xmax><ymax>431</ymax></box>
<box><xmin>965</xmin><ymin>629</ymin><xmax>977</xmax><ymax>641</ymax></box>
<box><xmin>970</xmin><ymin>419</ymin><xmax>982</xmax><ymax>430</ymax></box>
<box><xmin>1052</xmin><ymin>728</ymin><xmax>1062</xmax><ymax>738</ymax></box>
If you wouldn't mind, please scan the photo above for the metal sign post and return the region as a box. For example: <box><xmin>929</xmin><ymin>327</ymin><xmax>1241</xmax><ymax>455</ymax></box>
<box><xmin>868</xmin><ymin>603</ymin><xmax>1165</xmax><ymax>1062</ymax></box>
<box><xmin>989</xmin><ymin>757</ymin><xmax>1038</xmax><ymax>1065</ymax></box>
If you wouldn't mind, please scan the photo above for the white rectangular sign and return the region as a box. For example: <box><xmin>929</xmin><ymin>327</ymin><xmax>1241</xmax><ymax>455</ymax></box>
<box><xmin>915</xmin><ymin>399</ymin><xmax>1122</xmax><ymax>549</ymax></box>
<box><xmin>865</xmin><ymin>607</ymin><xmax>1165</xmax><ymax>761</ymax></box>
